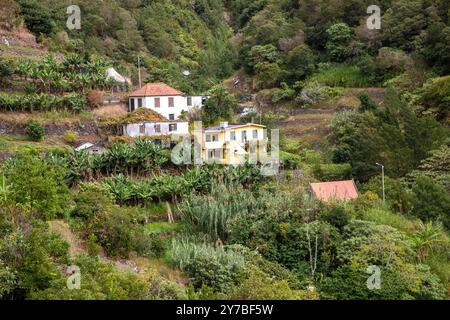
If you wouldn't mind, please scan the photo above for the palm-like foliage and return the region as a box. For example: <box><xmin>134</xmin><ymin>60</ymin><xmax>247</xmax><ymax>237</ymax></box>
<box><xmin>103</xmin><ymin>174</ymin><xmax>186</xmax><ymax>205</ymax></box>
<box><xmin>10</xmin><ymin>54</ymin><xmax>117</xmax><ymax>113</ymax></box>
<box><xmin>64</xmin><ymin>140</ymin><xmax>170</xmax><ymax>185</ymax></box>
<box><xmin>410</xmin><ymin>221</ymin><xmax>445</xmax><ymax>262</ymax></box>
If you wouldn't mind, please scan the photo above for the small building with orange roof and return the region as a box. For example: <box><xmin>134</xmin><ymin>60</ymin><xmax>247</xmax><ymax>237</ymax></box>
<box><xmin>308</xmin><ymin>180</ymin><xmax>359</xmax><ymax>202</ymax></box>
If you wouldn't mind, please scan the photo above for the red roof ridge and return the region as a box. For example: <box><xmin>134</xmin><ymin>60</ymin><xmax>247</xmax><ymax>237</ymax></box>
<box><xmin>129</xmin><ymin>82</ymin><xmax>184</xmax><ymax>97</ymax></box>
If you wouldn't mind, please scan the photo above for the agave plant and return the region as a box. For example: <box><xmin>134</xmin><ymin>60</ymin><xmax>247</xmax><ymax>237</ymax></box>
<box><xmin>410</xmin><ymin>221</ymin><xmax>445</xmax><ymax>262</ymax></box>
<box><xmin>170</xmin><ymin>239</ymin><xmax>245</xmax><ymax>273</ymax></box>
<box><xmin>177</xmin><ymin>182</ymin><xmax>256</xmax><ymax>241</ymax></box>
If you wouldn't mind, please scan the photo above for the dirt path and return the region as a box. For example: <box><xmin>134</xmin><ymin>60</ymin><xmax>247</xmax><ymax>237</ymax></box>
<box><xmin>48</xmin><ymin>220</ymin><xmax>86</xmax><ymax>258</ymax></box>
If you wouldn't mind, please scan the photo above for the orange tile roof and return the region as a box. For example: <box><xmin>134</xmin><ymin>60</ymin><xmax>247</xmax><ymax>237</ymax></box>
<box><xmin>309</xmin><ymin>180</ymin><xmax>358</xmax><ymax>202</ymax></box>
<box><xmin>129</xmin><ymin>82</ymin><xmax>184</xmax><ymax>97</ymax></box>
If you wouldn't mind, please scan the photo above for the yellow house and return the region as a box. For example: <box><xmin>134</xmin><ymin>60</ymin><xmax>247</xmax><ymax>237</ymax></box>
<box><xmin>196</xmin><ymin>122</ymin><xmax>268</xmax><ymax>165</ymax></box>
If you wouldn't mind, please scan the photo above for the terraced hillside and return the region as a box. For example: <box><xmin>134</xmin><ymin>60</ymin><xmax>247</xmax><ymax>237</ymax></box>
<box><xmin>277</xmin><ymin>88</ymin><xmax>387</xmax><ymax>148</ymax></box>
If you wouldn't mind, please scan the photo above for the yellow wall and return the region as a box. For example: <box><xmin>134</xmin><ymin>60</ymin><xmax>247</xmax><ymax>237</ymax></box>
<box><xmin>202</xmin><ymin>124</ymin><xmax>267</xmax><ymax>165</ymax></box>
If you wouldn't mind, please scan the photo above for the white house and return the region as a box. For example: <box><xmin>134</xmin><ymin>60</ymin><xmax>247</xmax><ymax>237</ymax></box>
<box><xmin>128</xmin><ymin>82</ymin><xmax>207</xmax><ymax>120</ymax></box>
<box><xmin>111</xmin><ymin>108</ymin><xmax>189</xmax><ymax>138</ymax></box>
<box><xmin>123</xmin><ymin>121</ymin><xmax>189</xmax><ymax>138</ymax></box>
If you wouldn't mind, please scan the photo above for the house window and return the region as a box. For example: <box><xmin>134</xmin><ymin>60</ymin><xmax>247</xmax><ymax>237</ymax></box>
<box><xmin>230</xmin><ymin>131</ymin><xmax>236</xmax><ymax>141</ymax></box>
<box><xmin>206</xmin><ymin>135</ymin><xmax>211</xmax><ymax>142</ymax></box>
<box><xmin>169</xmin><ymin>97</ymin><xmax>174</xmax><ymax>107</ymax></box>
<box><xmin>155</xmin><ymin>98</ymin><xmax>160</xmax><ymax>108</ymax></box>
<box><xmin>169</xmin><ymin>114</ymin><xmax>175</xmax><ymax>120</ymax></box>
<box><xmin>138</xmin><ymin>98</ymin><xmax>143</xmax><ymax>108</ymax></box>
<box><xmin>139</xmin><ymin>124</ymin><xmax>146</xmax><ymax>134</ymax></box>
<box><xmin>253</xmin><ymin>130</ymin><xmax>258</xmax><ymax>139</ymax></box>
<box><xmin>212</xmin><ymin>134</ymin><xmax>219</xmax><ymax>142</ymax></box>
<box><xmin>130</xmin><ymin>99</ymin><xmax>135</xmax><ymax>111</ymax></box>
<box><xmin>241</xmin><ymin>131</ymin><xmax>247</xmax><ymax>142</ymax></box>
<box><xmin>208</xmin><ymin>149</ymin><xmax>221</xmax><ymax>160</ymax></box>
<box><xmin>187</xmin><ymin>97</ymin><xmax>192</xmax><ymax>106</ymax></box>
<box><xmin>169</xmin><ymin>124</ymin><xmax>177</xmax><ymax>132</ymax></box>
<box><xmin>155</xmin><ymin>124</ymin><xmax>161</xmax><ymax>133</ymax></box>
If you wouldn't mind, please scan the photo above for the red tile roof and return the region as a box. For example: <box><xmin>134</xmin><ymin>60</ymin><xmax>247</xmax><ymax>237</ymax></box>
<box><xmin>129</xmin><ymin>82</ymin><xmax>184</xmax><ymax>97</ymax></box>
<box><xmin>309</xmin><ymin>180</ymin><xmax>358</xmax><ymax>202</ymax></box>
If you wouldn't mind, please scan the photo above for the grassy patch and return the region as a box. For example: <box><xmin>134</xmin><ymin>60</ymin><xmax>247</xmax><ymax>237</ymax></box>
<box><xmin>134</xmin><ymin>257</ymin><xmax>188</xmax><ymax>285</ymax></box>
<box><xmin>310</xmin><ymin>65</ymin><xmax>372</xmax><ymax>88</ymax></box>
<box><xmin>0</xmin><ymin>134</ymin><xmax>69</xmax><ymax>154</ymax></box>
<box><xmin>144</xmin><ymin>222</ymin><xmax>187</xmax><ymax>235</ymax></box>
<box><xmin>0</xmin><ymin>110</ymin><xmax>94</xmax><ymax>124</ymax></box>
<box><xmin>362</xmin><ymin>206</ymin><xmax>417</xmax><ymax>232</ymax></box>
<box><xmin>425</xmin><ymin>251</ymin><xmax>450</xmax><ymax>291</ymax></box>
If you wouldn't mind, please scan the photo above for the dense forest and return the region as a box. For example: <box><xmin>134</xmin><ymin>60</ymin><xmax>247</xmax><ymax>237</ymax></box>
<box><xmin>0</xmin><ymin>0</ymin><xmax>449</xmax><ymax>300</ymax></box>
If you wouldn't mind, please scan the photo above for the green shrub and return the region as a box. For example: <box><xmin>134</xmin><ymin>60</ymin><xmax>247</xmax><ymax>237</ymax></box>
<box><xmin>312</xmin><ymin>163</ymin><xmax>352</xmax><ymax>181</ymax></box>
<box><xmin>85</xmin><ymin>234</ymin><xmax>102</xmax><ymax>256</ymax></box>
<box><xmin>321</xmin><ymin>205</ymin><xmax>351</xmax><ymax>230</ymax></box>
<box><xmin>185</xmin><ymin>256</ymin><xmax>237</xmax><ymax>293</ymax></box>
<box><xmin>225</xmin><ymin>265</ymin><xmax>317</xmax><ymax>300</ymax></box>
<box><xmin>26</xmin><ymin>122</ymin><xmax>45</xmax><ymax>141</ymax></box>
<box><xmin>4</xmin><ymin>151</ymin><xmax>69</xmax><ymax>219</ymax></box>
<box><xmin>170</xmin><ymin>240</ymin><xmax>245</xmax><ymax>292</ymax></box>
<box><xmin>0</xmin><ymin>57</ymin><xmax>13</xmax><ymax>87</ymax></box>
<box><xmin>280</xmin><ymin>151</ymin><xmax>302</xmax><ymax>170</ymax></box>
<box><xmin>85</xmin><ymin>206</ymin><xmax>150</xmax><ymax>258</ymax></box>
<box><xmin>410</xmin><ymin>175</ymin><xmax>450</xmax><ymax>229</ymax></box>
<box><xmin>72</xmin><ymin>189</ymin><xmax>114</xmax><ymax>220</ymax></box>
<box><xmin>148</xmin><ymin>235</ymin><xmax>167</xmax><ymax>258</ymax></box>
<box><xmin>63</xmin><ymin>130</ymin><xmax>78</xmax><ymax>144</ymax></box>
<box><xmin>29</xmin><ymin>255</ymin><xmax>150</xmax><ymax>300</ymax></box>
<box><xmin>419</xmin><ymin>75</ymin><xmax>450</xmax><ymax>121</ymax></box>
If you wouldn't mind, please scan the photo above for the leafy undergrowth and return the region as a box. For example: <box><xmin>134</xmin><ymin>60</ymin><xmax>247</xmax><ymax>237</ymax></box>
<box><xmin>134</xmin><ymin>257</ymin><xmax>189</xmax><ymax>286</ymax></box>
<box><xmin>144</xmin><ymin>222</ymin><xmax>189</xmax><ymax>236</ymax></box>
<box><xmin>308</xmin><ymin>66</ymin><xmax>374</xmax><ymax>88</ymax></box>
<box><xmin>0</xmin><ymin>110</ymin><xmax>95</xmax><ymax>124</ymax></box>
<box><xmin>0</xmin><ymin>134</ymin><xmax>68</xmax><ymax>154</ymax></box>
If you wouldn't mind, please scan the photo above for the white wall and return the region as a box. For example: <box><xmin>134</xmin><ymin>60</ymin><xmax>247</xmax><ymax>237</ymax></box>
<box><xmin>190</xmin><ymin>96</ymin><xmax>207</xmax><ymax>109</ymax></box>
<box><xmin>130</xmin><ymin>95</ymin><xmax>208</xmax><ymax>120</ymax></box>
<box><xmin>123</xmin><ymin>121</ymin><xmax>189</xmax><ymax>137</ymax></box>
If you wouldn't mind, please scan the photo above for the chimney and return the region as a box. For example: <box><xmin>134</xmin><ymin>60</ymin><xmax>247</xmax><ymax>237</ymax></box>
<box><xmin>220</xmin><ymin>121</ymin><xmax>228</xmax><ymax>129</ymax></box>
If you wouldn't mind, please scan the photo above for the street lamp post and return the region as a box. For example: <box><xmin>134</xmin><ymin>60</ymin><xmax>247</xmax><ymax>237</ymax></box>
<box><xmin>376</xmin><ymin>163</ymin><xmax>385</xmax><ymax>203</ymax></box>
<box><xmin>137</xmin><ymin>56</ymin><xmax>142</xmax><ymax>88</ymax></box>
